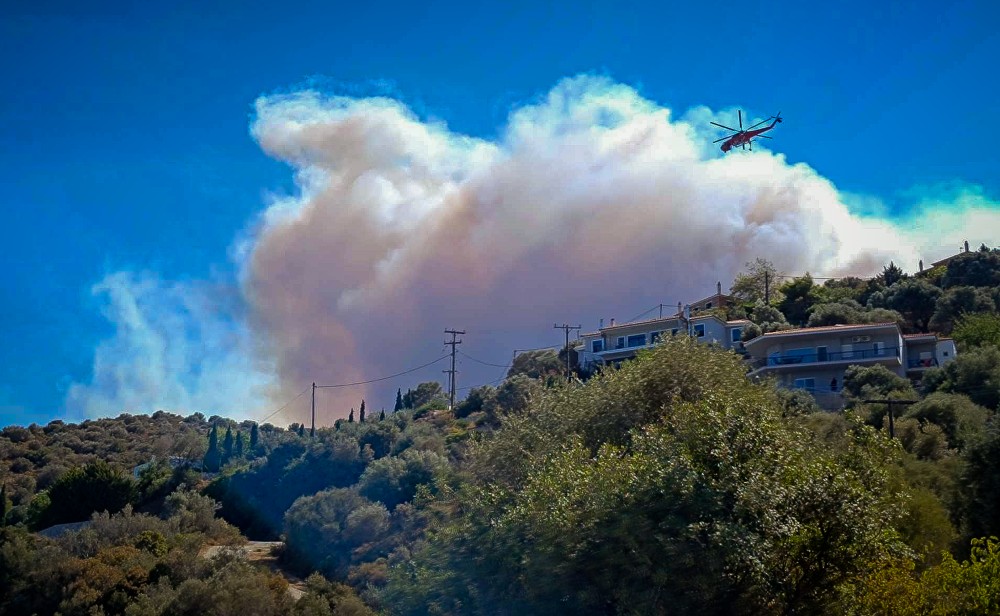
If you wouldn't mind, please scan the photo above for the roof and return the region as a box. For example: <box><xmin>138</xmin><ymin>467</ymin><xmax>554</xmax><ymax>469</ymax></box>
<box><xmin>743</xmin><ymin>322</ymin><xmax>900</xmax><ymax>347</ymax></box>
<box><xmin>582</xmin><ymin>313</ymin><xmax>732</xmax><ymax>337</ymax></box>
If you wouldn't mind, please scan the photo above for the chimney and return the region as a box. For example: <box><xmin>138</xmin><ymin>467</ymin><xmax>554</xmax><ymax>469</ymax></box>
<box><xmin>599</xmin><ymin>318</ymin><xmax>604</xmax><ymax>329</ymax></box>
<box><xmin>610</xmin><ymin>318</ymin><xmax>616</xmax><ymax>327</ymax></box>
<box><xmin>677</xmin><ymin>301</ymin><xmax>682</xmax><ymax>316</ymax></box>
<box><xmin>717</xmin><ymin>281</ymin><xmax>722</xmax><ymax>295</ymax></box>
<box><xmin>919</xmin><ymin>259</ymin><xmax>924</xmax><ymax>272</ymax></box>
<box><xmin>965</xmin><ymin>240</ymin><xmax>970</xmax><ymax>252</ymax></box>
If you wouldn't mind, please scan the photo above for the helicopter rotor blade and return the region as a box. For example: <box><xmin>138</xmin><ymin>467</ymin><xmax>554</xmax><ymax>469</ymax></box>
<box><xmin>757</xmin><ymin>135</ymin><xmax>772</xmax><ymax>139</ymax></box>
<box><xmin>746</xmin><ymin>117</ymin><xmax>772</xmax><ymax>130</ymax></box>
<box><xmin>713</xmin><ymin>135</ymin><xmax>733</xmax><ymax>143</ymax></box>
<box><xmin>710</xmin><ymin>121</ymin><xmax>739</xmax><ymax>132</ymax></box>
<box><xmin>738</xmin><ymin>110</ymin><xmax>743</xmax><ymax>130</ymax></box>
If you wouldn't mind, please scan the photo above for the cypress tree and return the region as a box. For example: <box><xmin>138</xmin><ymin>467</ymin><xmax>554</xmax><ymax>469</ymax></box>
<box><xmin>394</xmin><ymin>388</ymin><xmax>403</xmax><ymax>412</ymax></box>
<box><xmin>297</xmin><ymin>423</ymin><xmax>305</xmax><ymax>437</ymax></box>
<box><xmin>0</xmin><ymin>482</ymin><xmax>8</xmax><ymax>527</ymax></box>
<box><xmin>349</xmin><ymin>408</ymin><xmax>355</xmax><ymax>423</ymax></box>
<box><xmin>249</xmin><ymin>423</ymin><xmax>259</xmax><ymax>451</ymax></box>
<box><xmin>360</xmin><ymin>399</ymin><xmax>366</xmax><ymax>423</ymax></box>
<box><xmin>222</xmin><ymin>427</ymin><xmax>235</xmax><ymax>462</ymax></box>
<box><xmin>379</xmin><ymin>408</ymin><xmax>386</xmax><ymax>421</ymax></box>
<box><xmin>204</xmin><ymin>425</ymin><xmax>221</xmax><ymax>472</ymax></box>
<box><xmin>235</xmin><ymin>432</ymin><xmax>245</xmax><ymax>458</ymax></box>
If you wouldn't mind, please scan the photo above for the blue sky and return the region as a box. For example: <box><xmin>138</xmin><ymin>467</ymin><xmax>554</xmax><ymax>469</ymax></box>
<box><xmin>2</xmin><ymin>0</ymin><xmax>998</xmax><ymax>426</ymax></box>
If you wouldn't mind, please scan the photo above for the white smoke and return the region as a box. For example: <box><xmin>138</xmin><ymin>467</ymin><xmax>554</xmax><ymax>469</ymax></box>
<box><xmin>67</xmin><ymin>76</ymin><xmax>1000</xmax><ymax>423</ymax></box>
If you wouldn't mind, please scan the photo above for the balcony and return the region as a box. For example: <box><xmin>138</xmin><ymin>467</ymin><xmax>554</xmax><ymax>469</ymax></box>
<box><xmin>750</xmin><ymin>346</ymin><xmax>901</xmax><ymax>373</ymax></box>
<box><xmin>907</xmin><ymin>357</ymin><xmax>939</xmax><ymax>370</ymax></box>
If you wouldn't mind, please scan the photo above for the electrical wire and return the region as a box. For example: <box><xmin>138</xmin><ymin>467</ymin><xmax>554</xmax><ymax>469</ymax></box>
<box><xmin>315</xmin><ymin>355</ymin><xmax>450</xmax><ymax>389</ymax></box>
<box><xmin>256</xmin><ymin>386</ymin><xmax>309</xmax><ymax>424</ymax></box>
<box><xmin>457</xmin><ymin>350</ymin><xmax>512</xmax><ymax>368</ymax></box>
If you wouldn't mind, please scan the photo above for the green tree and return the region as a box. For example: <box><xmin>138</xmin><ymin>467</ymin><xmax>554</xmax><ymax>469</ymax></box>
<box><xmin>394</xmin><ymin>388</ymin><xmax>404</xmax><ymax>413</ymax></box>
<box><xmin>941</xmin><ymin>247</ymin><xmax>1000</xmax><ymax>288</ymax></box>
<box><xmin>903</xmin><ymin>392</ymin><xmax>991</xmax><ymax>453</ymax></box>
<box><xmin>222</xmin><ymin>427</ymin><xmax>235</xmax><ymax>462</ymax></box>
<box><xmin>507</xmin><ymin>349</ymin><xmax>562</xmax><ymax>380</ymax></box>
<box><xmin>297</xmin><ymin>423</ymin><xmax>306</xmax><ymax>437</ymax></box>
<box><xmin>0</xmin><ymin>483</ymin><xmax>8</xmax><ymax>527</ymax></box>
<box><xmin>929</xmin><ymin>286</ymin><xmax>996</xmax><ymax>333</ymax></box>
<box><xmin>360</xmin><ymin>399</ymin><xmax>366</xmax><ymax>423</ymax></box>
<box><xmin>36</xmin><ymin>461</ymin><xmax>136</xmax><ymax>528</ymax></box>
<box><xmin>402</xmin><ymin>382</ymin><xmax>445</xmax><ymax>409</ymax></box>
<box><xmin>249</xmin><ymin>423</ymin><xmax>260</xmax><ymax>452</ymax></box>
<box><xmin>384</xmin><ymin>338</ymin><xmax>908</xmax><ymax>614</ymax></box>
<box><xmin>922</xmin><ymin>346</ymin><xmax>1000</xmax><ymax>410</ymax></box>
<box><xmin>843</xmin><ymin>364</ymin><xmax>917</xmax><ymax>400</ymax></box>
<box><xmin>235</xmin><ymin>431</ymin><xmax>245</xmax><ymax>458</ymax></box>
<box><xmin>953</xmin><ymin>312</ymin><xmax>1000</xmax><ymax>350</ymax></box>
<box><xmin>454</xmin><ymin>385</ymin><xmax>498</xmax><ymax>418</ymax></box>
<box><xmin>880</xmin><ymin>261</ymin><xmax>906</xmax><ymax>287</ymax></box>
<box><xmin>203</xmin><ymin>424</ymin><xmax>222</xmax><ymax>472</ymax></box>
<box><xmin>731</xmin><ymin>257</ymin><xmax>783</xmax><ymax>304</ymax></box>
<box><xmin>379</xmin><ymin>408</ymin><xmax>386</xmax><ymax>421</ymax></box>
<box><xmin>349</xmin><ymin>408</ymin><xmax>355</xmax><ymax>423</ymax></box>
<box><xmin>777</xmin><ymin>274</ymin><xmax>819</xmax><ymax>326</ymax></box>
<box><xmin>883</xmin><ymin>278</ymin><xmax>942</xmax><ymax>332</ymax></box>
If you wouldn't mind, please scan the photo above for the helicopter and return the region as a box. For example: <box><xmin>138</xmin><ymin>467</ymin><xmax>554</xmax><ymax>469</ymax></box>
<box><xmin>711</xmin><ymin>110</ymin><xmax>782</xmax><ymax>152</ymax></box>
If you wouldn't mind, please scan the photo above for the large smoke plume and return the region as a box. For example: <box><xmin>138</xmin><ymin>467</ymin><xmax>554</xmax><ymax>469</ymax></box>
<box><xmin>67</xmin><ymin>76</ymin><xmax>1000</xmax><ymax>424</ymax></box>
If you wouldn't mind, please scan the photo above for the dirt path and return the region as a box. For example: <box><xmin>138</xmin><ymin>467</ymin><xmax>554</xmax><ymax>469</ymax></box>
<box><xmin>200</xmin><ymin>541</ymin><xmax>307</xmax><ymax>600</ymax></box>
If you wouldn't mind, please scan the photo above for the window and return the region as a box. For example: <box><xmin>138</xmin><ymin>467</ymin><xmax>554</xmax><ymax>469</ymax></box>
<box><xmin>841</xmin><ymin>344</ymin><xmax>854</xmax><ymax>359</ymax></box>
<box><xmin>694</xmin><ymin>324</ymin><xmax>705</xmax><ymax>337</ymax></box>
<box><xmin>616</xmin><ymin>336</ymin><xmax>625</xmax><ymax>349</ymax></box>
<box><xmin>650</xmin><ymin>331</ymin><xmax>662</xmax><ymax>344</ymax></box>
<box><xmin>817</xmin><ymin>346</ymin><xmax>828</xmax><ymax>361</ymax></box>
<box><xmin>671</xmin><ymin>328</ymin><xmax>679</xmax><ymax>336</ymax></box>
<box><xmin>705</xmin><ymin>302</ymin><xmax>713</xmax><ymax>309</ymax></box>
<box><xmin>627</xmin><ymin>334</ymin><xmax>646</xmax><ymax>348</ymax></box>
<box><xmin>793</xmin><ymin>378</ymin><xmax>816</xmax><ymax>390</ymax></box>
<box><xmin>873</xmin><ymin>341</ymin><xmax>885</xmax><ymax>356</ymax></box>
<box><xmin>591</xmin><ymin>339</ymin><xmax>604</xmax><ymax>353</ymax></box>
<box><xmin>730</xmin><ymin>328</ymin><xmax>742</xmax><ymax>343</ymax></box>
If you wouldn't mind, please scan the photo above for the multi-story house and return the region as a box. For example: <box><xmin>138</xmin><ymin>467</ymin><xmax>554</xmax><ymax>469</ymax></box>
<box><xmin>576</xmin><ymin>313</ymin><xmax>750</xmax><ymax>371</ymax></box>
<box><xmin>744</xmin><ymin>322</ymin><xmax>956</xmax><ymax>408</ymax></box>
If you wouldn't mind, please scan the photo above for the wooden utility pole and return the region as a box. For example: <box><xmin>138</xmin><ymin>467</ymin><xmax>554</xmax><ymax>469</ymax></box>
<box><xmin>444</xmin><ymin>329</ymin><xmax>464</xmax><ymax>409</ymax></box>
<box><xmin>863</xmin><ymin>399</ymin><xmax>918</xmax><ymax>438</ymax></box>
<box><xmin>554</xmin><ymin>323</ymin><xmax>582</xmax><ymax>382</ymax></box>
<box><xmin>311</xmin><ymin>382</ymin><xmax>316</xmax><ymax>437</ymax></box>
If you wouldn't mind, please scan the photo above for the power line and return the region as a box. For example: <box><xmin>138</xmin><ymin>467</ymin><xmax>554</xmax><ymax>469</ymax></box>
<box><xmin>315</xmin><ymin>355</ymin><xmax>450</xmax><ymax>389</ymax></box>
<box><xmin>457</xmin><ymin>350</ymin><xmax>511</xmax><ymax>368</ymax></box>
<box><xmin>257</xmin><ymin>386</ymin><xmax>309</xmax><ymax>425</ymax></box>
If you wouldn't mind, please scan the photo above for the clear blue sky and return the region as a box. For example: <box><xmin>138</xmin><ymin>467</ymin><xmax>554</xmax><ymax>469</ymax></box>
<box><xmin>2</xmin><ymin>0</ymin><xmax>998</xmax><ymax>426</ymax></box>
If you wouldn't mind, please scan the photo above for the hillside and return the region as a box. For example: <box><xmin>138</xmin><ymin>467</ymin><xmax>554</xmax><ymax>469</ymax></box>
<box><xmin>3</xmin><ymin>250</ymin><xmax>1000</xmax><ymax>614</ymax></box>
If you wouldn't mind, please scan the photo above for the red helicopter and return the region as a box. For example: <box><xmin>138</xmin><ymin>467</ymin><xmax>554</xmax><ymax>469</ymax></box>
<box><xmin>711</xmin><ymin>110</ymin><xmax>782</xmax><ymax>152</ymax></box>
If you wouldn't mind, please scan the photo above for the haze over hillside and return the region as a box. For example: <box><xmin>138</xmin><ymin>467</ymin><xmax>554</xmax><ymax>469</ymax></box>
<box><xmin>65</xmin><ymin>77</ymin><xmax>1000</xmax><ymax>423</ymax></box>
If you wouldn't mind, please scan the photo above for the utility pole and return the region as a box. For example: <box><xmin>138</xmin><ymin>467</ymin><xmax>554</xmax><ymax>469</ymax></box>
<box><xmin>863</xmin><ymin>399</ymin><xmax>918</xmax><ymax>438</ymax></box>
<box><xmin>444</xmin><ymin>329</ymin><xmax>464</xmax><ymax>409</ymax></box>
<box><xmin>764</xmin><ymin>270</ymin><xmax>770</xmax><ymax>304</ymax></box>
<box><xmin>554</xmin><ymin>323</ymin><xmax>582</xmax><ymax>382</ymax></box>
<box><xmin>311</xmin><ymin>382</ymin><xmax>316</xmax><ymax>437</ymax></box>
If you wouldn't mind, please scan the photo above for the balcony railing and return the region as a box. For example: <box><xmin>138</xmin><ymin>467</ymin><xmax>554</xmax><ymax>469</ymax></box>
<box><xmin>907</xmin><ymin>357</ymin><xmax>939</xmax><ymax>369</ymax></box>
<box><xmin>753</xmin><ymin>346</ymin><xmax>900</xmax><ymax>369</ymax></box>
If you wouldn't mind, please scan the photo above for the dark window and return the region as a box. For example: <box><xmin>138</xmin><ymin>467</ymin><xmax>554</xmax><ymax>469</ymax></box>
<box><xmin>627</xmin><ymin>334</ymin><xmax>646</xmax><ymax>347</ymax></box>
<box><xmin>592</xmin><ymin>340</ymin><xmax>604</xmax><ymax>353</ymax></box>
<box><xmin>694</xmin><ymin>324</ymin><xmax>705</xmax><ymax>337</ymax></box>
<box><xmin>730</xmin><ymin>328</ymin><xmax>742</xmax><ymax>342</ymax></box>
<box><xmin>616</xmin><ymin>336</ymin><xmax>625</xmax><ymax>349</ymax></box>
